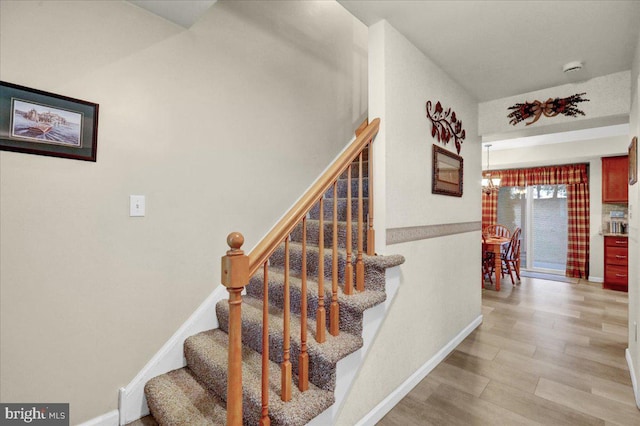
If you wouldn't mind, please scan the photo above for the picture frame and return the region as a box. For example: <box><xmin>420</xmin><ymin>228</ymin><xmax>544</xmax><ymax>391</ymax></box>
<box><xmin>432</xmin><ymin>144</ymin><xmax>463</xmax><ymax>197</ymax></box>
<box><xmin>0</xmin><ymin>81</ymin><xmax>99</xmax><ymax>161</ymax></box>
<box><xmin>630</xmin><ymin>136</ymin><xmax>638</xmax><ymax>185</ymax></box>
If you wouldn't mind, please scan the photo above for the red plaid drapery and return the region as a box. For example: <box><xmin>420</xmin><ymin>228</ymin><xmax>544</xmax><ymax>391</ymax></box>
<box><xmin>481</xmin><ymin>190</ymin><xmax>498</xmax><ymax>230</ymax></box>
<box><xmin>482</xmin><ymin>164</ymin><xmax>589</xmax><ymax>278</ymax></box>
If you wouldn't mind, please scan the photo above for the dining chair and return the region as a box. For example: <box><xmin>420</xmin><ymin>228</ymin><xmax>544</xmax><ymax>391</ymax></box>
<box><xmin>501</xmin><ymin>227</ymin><xmax>522</xmax><ymax>284</ymax></box>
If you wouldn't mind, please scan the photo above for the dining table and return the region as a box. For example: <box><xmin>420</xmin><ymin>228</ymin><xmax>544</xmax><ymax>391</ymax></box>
<box><xmin>483</xmin><ymin>236</ymin><xmax>511</xmax><ymax>291</ymax></box>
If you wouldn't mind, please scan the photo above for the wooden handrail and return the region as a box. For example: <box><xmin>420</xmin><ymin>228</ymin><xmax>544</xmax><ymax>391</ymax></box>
<box><xmin>247</xmin><ymin>118</ymin><xmax>380</xmax><ymax>276</ymax></box>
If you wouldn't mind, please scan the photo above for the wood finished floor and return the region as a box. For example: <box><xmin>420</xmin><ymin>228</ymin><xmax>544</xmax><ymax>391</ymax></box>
<box><xmin>378</xmin><ymin>277</ymin><xmax>640</xmax><ymax>426</ymax></box>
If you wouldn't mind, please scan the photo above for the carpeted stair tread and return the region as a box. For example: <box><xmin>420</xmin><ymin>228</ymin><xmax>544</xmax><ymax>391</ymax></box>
<box><xmin>126</xmin><ymin>416</ymin><xmax>158</xmax><ymax>426</ymax></box>
<box><xmin>246</xmin><ymin>268</ymin><xmax>387</xmax><ymax>336</ymax></box>
<box><xmin>269</xmin><ymin>241</ymin><xmax>404</xmax><ymax>292</ymax></box>
<box><xmin>339</xmin><ymin>160</ymin><xmax>368</xmax><ymax>178</ymax></box>
<box><xmin>289</xmin><ymin>219</ymin><xmax>367</xmax><ymax>251</ymax></box>
<box><xmin>323</xmin><ymin>177</ymin><xmax>369</xmax><ymax>199</ymax></box>
<box><xmin>144</xmin><ymin>367</ymin><xmax>227</xmax><ymax>426</ymax></box>
<box><xmin>309</xmin><ymin>197</ymin><xmax>368</xmax><ymax>221</ymax></box>
<box><xmin>216</xmin><ymin>296</ymin><xmax>362</xmax><ymax>391</ymax></box>
<box><xmin>184</xmin><ymin>329</ymin><xmax>334</xmax><ymax>426</ymax></box>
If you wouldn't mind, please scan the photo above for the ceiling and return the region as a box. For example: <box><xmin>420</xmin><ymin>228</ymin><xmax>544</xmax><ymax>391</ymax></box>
<box><xmin>339</xmin><ymin>0</ymin><xmax>640</xmax><ymax>102</ymax></box>
<box><xmin>130</xmin><ymin>0</ymin><xmax>640</xmax><ymax>104</ymax></box>
<box><xmin>127</xmin><ymin>0</ymin><xmax>217</xmax><ymax>28</ymax></box>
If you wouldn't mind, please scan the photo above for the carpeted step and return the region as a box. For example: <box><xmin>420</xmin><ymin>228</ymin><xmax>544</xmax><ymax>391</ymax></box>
<box><xmin>289</xmin><ymin>219</ymin><xmax>367</xmax><ymax>252</ymax></box>
<box><xmin>246</xmin><ymin>267</ymin><xmax>388</xmax><ymax>336</ymax></box>
<box><xmin>184</xmin><ymin>329</ymin><xmax>334</xmax><ymax>426</ymax></box>
<box><xmin>338</xmin><ymin>160</ymin><xmax>368</xmax><ymax>179</ymax></box>
<box><xmin>125</xmin><ymin>415</ymin><xmax>158</xmax><ymax>426</ymax></box>
<box><xmin>144</xmin><ymin>367</ymin><xmax>227</xmax><ymax>426</ymax></box>
<box><xmin>216</xmin><ymin>295</ymin><xmax>362</xmax><ymax>391</ymax></box>
<box><xmin>269</xmin><ymin>242</ymin><xmax>403</xmax><ymax>293</ymax></box>
<box><xmin>322</xmin><ymin>177</ymin><xmax>369</xmax><ymax>199</ymax></box>
<box><xmin>308</xmin><ymin>197</ymin><xmax>369</xmax><ymax>221</ymax></box>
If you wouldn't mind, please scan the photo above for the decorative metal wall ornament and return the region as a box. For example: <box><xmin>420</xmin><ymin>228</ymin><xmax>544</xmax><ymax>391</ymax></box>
<box><xmin>507</xmin><ymin>92</ymin><xmax>589</xmax><ymax>126</ymax></box>
<box><xmin>425</xmin><ymin>100</ymin><xmax>466</xmax><ymax>154</ymax></box>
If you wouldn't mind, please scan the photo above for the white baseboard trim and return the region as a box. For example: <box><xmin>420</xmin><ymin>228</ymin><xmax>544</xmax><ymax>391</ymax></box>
<box><xmin>77</xmin><ymin>410</ymin><xmax>119</xmax><ymax>426</ymax></box>
<box><xmin>588</xmin><ymin>275</ymin><xmax>604</xmax><ymax>283</ymax></box>
<box><xmin>118</xmin><ymin>285</ymin><xmax>228</xmax><ymax>425</ymax></box>
<box><xmin>354</xmin><ymin>314</ymin><xmax>484</xmax><ymax>426</ymax></box>
<box><xmin>626</xmin><ymin>348</ymin><xmax>640</xmax><ymax>409</ymax></box>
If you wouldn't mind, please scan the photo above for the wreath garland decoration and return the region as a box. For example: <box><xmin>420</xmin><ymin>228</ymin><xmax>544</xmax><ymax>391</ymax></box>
<box><xmin>507</xmin><ymin>93</ymin><xmax>589</xmax><ymax>126</ymax></box>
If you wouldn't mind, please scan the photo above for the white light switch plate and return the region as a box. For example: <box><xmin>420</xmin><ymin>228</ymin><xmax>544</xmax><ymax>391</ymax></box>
<box><xmin>130</xmin><ymin>195</ymin><xmax>145</xmax><ymax>217</ymax></box>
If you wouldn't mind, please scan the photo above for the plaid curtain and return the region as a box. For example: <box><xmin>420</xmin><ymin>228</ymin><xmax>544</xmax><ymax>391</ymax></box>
<box><xmin>565</xmin><ymin>182</ymin><xmax>590</xmax><ymax>278</ymax></box>
<box><xmin>481</xmin><ymin>189</ymin><xmax>498</xmax><ymax>230</ymax></box>
<box><xmin>483</xmin><ymin>164</ymin><xmax>589</xmax><ymax>277</ymax></box>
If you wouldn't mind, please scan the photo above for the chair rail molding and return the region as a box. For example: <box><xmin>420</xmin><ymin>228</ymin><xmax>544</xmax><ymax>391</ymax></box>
<box><xmin>387</xmin><ymin>221</ymin><xmax>481</xmax><ymax>245</ymax></box>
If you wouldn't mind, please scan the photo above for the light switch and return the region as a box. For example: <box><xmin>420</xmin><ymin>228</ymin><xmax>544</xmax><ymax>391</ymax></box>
<box><xmin>130</xmin><ymin>195</ymin><xmax>145</xmax><ymax>217</ymax></box>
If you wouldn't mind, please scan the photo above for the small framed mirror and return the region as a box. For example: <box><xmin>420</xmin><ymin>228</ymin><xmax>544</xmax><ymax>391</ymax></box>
<box><xmin>432</xmin><ymin>144</ymin><xmax>463</xmax><ymax>197</ymax></box>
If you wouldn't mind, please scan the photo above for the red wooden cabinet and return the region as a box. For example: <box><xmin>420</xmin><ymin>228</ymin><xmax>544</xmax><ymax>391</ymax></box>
<box><xmin>602</xmin><ymin>156</ymin><xmax>629</xmax><ymax>203</ymax></box>
<box><xmin>604</xmin><ymin>236</ymin><xmax>628</xmax><ymax>291</ymax></box>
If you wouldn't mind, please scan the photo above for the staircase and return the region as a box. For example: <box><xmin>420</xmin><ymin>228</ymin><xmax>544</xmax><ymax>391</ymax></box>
<box><xmin>133</xmin><ymin>119</ymin><xmax>404</xmax><ymax>425</ymax></box>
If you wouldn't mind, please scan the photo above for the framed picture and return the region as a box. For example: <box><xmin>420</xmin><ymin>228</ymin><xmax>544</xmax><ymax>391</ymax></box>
<box><xmin>432</xmin><ymin>144</ymin><xmax>463</xmax><ymax>197</ymax></box>
<box><xmin>630</xmin><ymin>136</ymin><xmax>638</xmax><ymax>185</ymax></box>
<box><xmin>0</xmin><ymin>81</ymin><xmax>99</xmax><ymax>161</ymax></box>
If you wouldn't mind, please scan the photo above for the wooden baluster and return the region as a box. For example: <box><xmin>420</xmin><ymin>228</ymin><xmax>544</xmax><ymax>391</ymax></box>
<box><xmin>220</xmin><ymin>232</ymin><xmax>249</xmax><ymax>426</ymax></box>
<box><xmin>367</xmin><ymin>142</ymin><xmax>375</xmax><ymax>256</ymax></box>
<box><xmin>317</xmin><ymin>199</ymin><xmax>326</xmax><ymax>343</ymax></box>
<box><xmin>260</xmin><ymin>262</ymin><xmax>270</xmax><ymax>426</ymax></box>
<box><xmin>356</xmin><ymin>152</ymin><xmax>365</xmax><ymax>292</ymax></box>
<box><xmin>299</xmin><ymin>217</ymin><xmax>309</xmax><ymax>391</ymax></box>
<box><xmin>344</xmin><ymin>164</ymin><xmax>354</xmax><ymax>295</ymax></box>
<box><xmin>330</xmin><ymin>182</ymin><xmax>340</xmax><ymax>336</ymax></box>
<box><xmin>281</xmin><ymin>237</ymin><xmax>292</xmax><ymax>402</ymax></box>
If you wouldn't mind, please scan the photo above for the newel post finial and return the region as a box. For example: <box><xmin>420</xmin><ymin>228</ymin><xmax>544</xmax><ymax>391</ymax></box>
<box><xmin>222</xmin><ymin>232</ymin><xmax>248</xmax><ymax>288</ymax></box>
<box><xmin>221</xmin><ymin>232</ymin><xmax>248</xmax><ymax>426</ymax></box>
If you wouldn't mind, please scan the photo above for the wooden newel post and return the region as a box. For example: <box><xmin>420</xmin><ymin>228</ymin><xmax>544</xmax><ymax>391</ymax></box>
<box><xmin>221</xmin><ymin>232</ymin><xmax>249</xmax><ymax>426</ymax></box>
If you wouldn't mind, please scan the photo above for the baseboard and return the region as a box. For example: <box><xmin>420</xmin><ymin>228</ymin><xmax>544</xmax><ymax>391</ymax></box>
<box><xmin>588</xmin><ymin>275</ymin><xmax>604</xmax><ymax>283</ymax></box>
<box><xmin>626</xmin><ymin>348</ymin><xmax>640</xmax><ymax>409</ymax></box>
<box><xmin>77</xmin><ymin>410</ymin><xmax>119</xmax><ymax>426</ymax></box>
<box><xmin>118</xmin><ymin>285</ymin><xmax>228</xmax><ymax>425</ymax></box>
<box><xmin>355</xmin><ymin>314</ymin><xmax>484</xmax><ymax>426</ymax></box>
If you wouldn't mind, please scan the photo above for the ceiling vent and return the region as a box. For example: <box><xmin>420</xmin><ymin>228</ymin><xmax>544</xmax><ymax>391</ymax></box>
<box><xmin>563</xmin><ymin>61</ymin><xmax>583</xmax><ymax>74</ymax></box>
<box><xmin>562</xmin><ymin>61</ymin><xmax>588</xmax><ymax>83</ymax></box>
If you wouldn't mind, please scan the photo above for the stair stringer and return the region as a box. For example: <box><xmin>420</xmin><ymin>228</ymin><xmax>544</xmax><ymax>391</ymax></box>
<box><xmin>117</xmin><ymin>284</ymin><xmax>228</xmax><ymax>426</ymax></box>
<box><xmin>307</xmin><ymin>265</ymin><xmax>401</xmax><ymax>426</ymax></box>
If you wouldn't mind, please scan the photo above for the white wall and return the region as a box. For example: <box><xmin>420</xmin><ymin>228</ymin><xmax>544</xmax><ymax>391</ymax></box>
<box><xmin>0</xmin><ymin>1</ymin><xmax>367</xmax><ymax>423</ymax></box>
<box><xmin>336</xmin><ymin>20</ymin><xmax>482</xmax><ymax>425</ymax></box>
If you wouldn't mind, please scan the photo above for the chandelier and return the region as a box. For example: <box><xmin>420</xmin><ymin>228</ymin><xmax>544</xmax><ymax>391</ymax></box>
<box><xmin>482</xmin><ymin>144</ymin><xmax>501</xmax><ymax>194</ymax></box>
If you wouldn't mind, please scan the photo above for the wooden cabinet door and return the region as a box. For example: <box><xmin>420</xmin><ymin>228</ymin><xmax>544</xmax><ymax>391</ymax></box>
<box><xmin>602</xmin><ymin>156</ymin><xmax>628</xmax><ymax>203</ymax></box>
<box><xmin>603</xmin><ymin>236</ymin><xmax>628</xmax><ymax>291</ymax></box>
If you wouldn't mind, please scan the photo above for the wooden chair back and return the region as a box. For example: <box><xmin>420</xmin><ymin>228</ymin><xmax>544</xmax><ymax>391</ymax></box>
<box><xmin>506</xmin><ymin>227</ymin><xmax>522</xmax><ymax>259</ymax></box>
<box><xmin>483</xmin><ymin>224</ymin><xmax>511</xmax><ymax>239</ymax></box>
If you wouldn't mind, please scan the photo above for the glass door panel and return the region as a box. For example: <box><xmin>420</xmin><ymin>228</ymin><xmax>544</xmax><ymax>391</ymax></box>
<box><xmin>497</xmin><ymin>185</ymin><xmax>567</xmax><ymax>274</ymax></box>
<box><xmin>531</xmin><ymin>185</ymin><xmax>567</xmax><ymax>272</ymax></box>
<box><xmin>497</xmin><ymin>186</ymin><xmax>527</xmax><ymax>267</ymax></box>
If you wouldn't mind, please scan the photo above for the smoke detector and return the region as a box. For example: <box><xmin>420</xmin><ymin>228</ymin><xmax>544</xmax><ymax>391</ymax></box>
<box><xmin>563</xmin><ymin>61</ymin><xmax>583</xmax><ymax>73</ymax></box>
